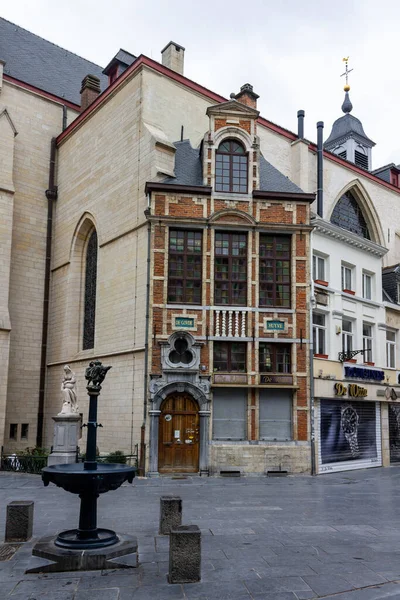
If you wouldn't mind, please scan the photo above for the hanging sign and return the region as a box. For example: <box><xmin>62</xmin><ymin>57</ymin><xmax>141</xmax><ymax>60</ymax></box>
<box><xmin>344</xmin><ymin>366</ymin><xmax>384</xmax><ymax>381</ymax></box>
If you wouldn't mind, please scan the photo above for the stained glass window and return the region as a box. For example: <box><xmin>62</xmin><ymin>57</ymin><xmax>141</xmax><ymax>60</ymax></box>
<box><xmin>215</xmin><ymin>140</ymin><xmax>248</xmax><ymax>193</ymax></box>
<box><xmin>83</xmin><ymin>229</ymin><xmax>97</xmax><ymax>350</ymax></box>
<box><xmin>330</xmin><ymin>191</ymin><xmax>370</xmax><ymax>239</ymax></box>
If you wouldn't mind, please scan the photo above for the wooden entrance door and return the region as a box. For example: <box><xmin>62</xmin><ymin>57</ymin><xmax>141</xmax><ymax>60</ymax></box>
<box><xmin>158</xmin><ymin>393</ymin><xmax>199</xmax><ymax>473</ymax></box>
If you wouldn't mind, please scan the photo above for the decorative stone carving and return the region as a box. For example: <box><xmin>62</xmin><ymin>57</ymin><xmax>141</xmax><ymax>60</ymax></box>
<box><xmin>85</xmin><ymin>360</ymin><xmax>112</xmax><ymax>392</ymax></box>
<box><xmin>59</xmin><ymin>365</ymin><xmax>78</xmax><ymax>415</ymax></box>
<box><xmin>161</xmin><ymin>332</ymin><xmax>201</xmax><ymax>371</ymax></box>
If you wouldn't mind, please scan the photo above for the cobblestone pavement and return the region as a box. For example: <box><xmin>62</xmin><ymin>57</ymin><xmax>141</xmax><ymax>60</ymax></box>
<box><xmin>2</xmin><ymin>468</ymin><xmax>400</xmax><ymax>599</ymax></box>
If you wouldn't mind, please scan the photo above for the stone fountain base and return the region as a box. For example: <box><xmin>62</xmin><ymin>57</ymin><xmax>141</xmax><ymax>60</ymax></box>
<box><xmin>27</xmin><ymin>532</ymin><xmax>138</xmax><ymax>573</ymax></box>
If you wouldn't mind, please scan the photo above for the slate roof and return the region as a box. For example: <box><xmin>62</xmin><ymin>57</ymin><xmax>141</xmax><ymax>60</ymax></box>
<box><xmin>103</xmin><ymin>49</ymin><xmax>136</xmax><ymax>75</ymax></box>
<box><xmin>162</xmin><ymin>140</ymin><xmax>304</xmax><ymax>194</ymax></box>
<box><xmin>0</xmin><ymin>17</ymin><xmax>108</xmax><ymax>105</ymax></box>
<box><xmin>325</xmin><ymin>114</ymin><xmax>375</xmax><ymax>148</ymax></box>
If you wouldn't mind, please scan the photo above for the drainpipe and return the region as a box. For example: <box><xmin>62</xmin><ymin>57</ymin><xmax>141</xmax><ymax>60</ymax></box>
<box><xmin>297</xmin><ymin>110</ymin><xmax>305</xmax><ymax>139</ymax></box>
<box><xmin>37</xmin><ymin>138</ymin><xmax>58</xmax><ymax>447</ymax></box>
<box><xmin>140</xmin><ymin>196</ymin><xmax>152</xmax><ymax>474</ymax></box>
<box><xmin>309</xmin><ymin>228</ymin><xmax>316</xmax><ymax>476</ymax></box>
<box><xmin>316</xmin><ymin>121</ymin><xmax>324</xmax><ymax>217</ymax></box>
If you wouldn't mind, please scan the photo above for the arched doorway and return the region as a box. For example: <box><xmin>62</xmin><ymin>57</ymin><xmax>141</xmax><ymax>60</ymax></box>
<box><xmin>158</xmin><ymin>393</ymin><xmax>199</xmax><ymax>473</ymax></box>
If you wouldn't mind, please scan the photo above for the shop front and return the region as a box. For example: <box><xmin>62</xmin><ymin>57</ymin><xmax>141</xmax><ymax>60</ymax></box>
<box><xmin>315</xmin><ymin>366</ymin><xmax>386</xmax><ymax>474</ymax></box>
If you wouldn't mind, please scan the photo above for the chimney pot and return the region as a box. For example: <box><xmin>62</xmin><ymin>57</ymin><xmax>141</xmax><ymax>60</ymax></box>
<box><xmin>297</xmin><ymin>109</ymin><xmax>305</xmax><ymax>138</ymax></box>
<box><xmin>234</xmin><ymin>83</ymin><xmax>259</xmax><ymax>109</ymax></box>
<box><xmin>161</xmin><ymin>41</ymin><xmax>185</xmax><ymax>75</ymax></box>
<box><xmin>80</xmin><ymin>74</ymin><xmax>101</xmax><ymax>112</ymax></box>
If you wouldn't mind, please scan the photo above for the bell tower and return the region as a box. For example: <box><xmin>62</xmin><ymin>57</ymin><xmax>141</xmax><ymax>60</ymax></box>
<box><xmin>324</xmin><ymin>58</ymin><xmax>375</xmax><ymax>170</ymax></box>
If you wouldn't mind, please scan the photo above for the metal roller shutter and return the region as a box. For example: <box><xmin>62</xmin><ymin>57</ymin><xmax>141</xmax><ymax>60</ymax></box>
<box><xmin>389</xmin><ymin>403</ymin><xmax>400</xmax><ymax>463</ymax></box>
<box><xmin>317</xmin><ymin>400</ymin><xmax>381</xmax><ymax>474</ymax></box>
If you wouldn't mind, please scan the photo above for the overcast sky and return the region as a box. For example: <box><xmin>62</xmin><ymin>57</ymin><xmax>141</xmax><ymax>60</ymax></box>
<box><xmin>2</xmin><ymin>0</ymin><xmax>398</xmax><ymax>168</ymax></box>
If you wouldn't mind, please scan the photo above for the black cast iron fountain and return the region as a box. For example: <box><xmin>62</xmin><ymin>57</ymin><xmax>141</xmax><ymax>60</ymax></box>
<box><xmin>41</xmin><ymin>360</ymin><xmax>136</xmax><ymax>550</ymax></box>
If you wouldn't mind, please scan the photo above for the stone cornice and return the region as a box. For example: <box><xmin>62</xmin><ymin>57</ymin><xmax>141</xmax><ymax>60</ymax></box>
<box><xmin>312</xmin><ymin>217</ymin><xmax>388</xmax><ymax>257</ymax></box>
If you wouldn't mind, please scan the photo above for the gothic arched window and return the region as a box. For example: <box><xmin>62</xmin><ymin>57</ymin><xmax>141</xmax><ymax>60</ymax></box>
<box><xmin>215</xmin><ymin>140</ymin><xmax>248</xmax><ymax>193</ymax></box>
<box><xmin>330</xmin><ymin>191</ymin><xmax>370</xmax><ymax>240</ymax></box>
<box><xmin>83</xmin><ymin>229</ymin><xmax>98</xmax><ymax>350</ymax></box>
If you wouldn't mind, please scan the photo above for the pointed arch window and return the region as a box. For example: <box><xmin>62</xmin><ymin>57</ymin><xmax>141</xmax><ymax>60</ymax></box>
<box><xmin>83</xmin><ymin>229</ymin><xmax>98</xmax><ymax>350</ymax></box>
<box><xmin>330</xmin><ymin>191</ymin><xmax>370</xmax><ymax>240</ymax></box>
<box><xmin>215</xmin><ymin>140</ymin><xmax>248</xmax><ymax>193</ymax></box>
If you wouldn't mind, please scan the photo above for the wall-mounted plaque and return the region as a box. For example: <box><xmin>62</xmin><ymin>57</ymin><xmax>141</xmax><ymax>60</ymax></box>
<box><xmin>174</xmin><ymin>317</ymin><xmax>195</xmax><ymax>329</ymax></box>
<box><xmin>265</xmin><ymin>319</ymin><xmax>285</xmax><ymax>332</ymax></box>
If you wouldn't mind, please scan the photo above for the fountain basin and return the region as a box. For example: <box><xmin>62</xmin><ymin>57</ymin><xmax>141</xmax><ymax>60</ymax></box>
<box><xmin>42</xmin><ymin>463</ymin><xmax>137</xmax><ymax>495</ymax></box>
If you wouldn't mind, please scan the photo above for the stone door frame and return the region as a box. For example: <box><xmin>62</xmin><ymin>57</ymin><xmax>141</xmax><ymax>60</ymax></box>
<box><xmin>148</xmin><ymin>381</ymin><xmax>210</xmax><ymax>476</ymax></box>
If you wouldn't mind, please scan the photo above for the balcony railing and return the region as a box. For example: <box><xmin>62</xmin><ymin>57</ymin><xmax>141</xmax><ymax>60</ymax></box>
<box><xmin>214</xmin><ymin>309</ymin><xmax>247</xmax><ymax>338</ymax></box>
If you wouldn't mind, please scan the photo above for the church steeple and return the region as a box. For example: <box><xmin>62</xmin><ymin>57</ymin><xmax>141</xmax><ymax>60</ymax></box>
<box><xmin>324</xmin><ymin>58</ymin><xmax>375</xmax><ymax>170</ymax></box>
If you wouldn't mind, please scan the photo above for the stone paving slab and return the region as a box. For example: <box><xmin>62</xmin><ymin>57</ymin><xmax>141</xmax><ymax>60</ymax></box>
<box><xmin>2</xmin><ymin>469</ymin><xmax>400</xmax><ymax>598</ymax></box>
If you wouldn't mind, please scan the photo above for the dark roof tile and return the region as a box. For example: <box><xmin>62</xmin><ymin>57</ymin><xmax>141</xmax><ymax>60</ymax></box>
<box><xmin>0</xmin><ymin>17</ymin><xmax>108</xmax><ymax>104</ymax></box>
<box><xmin>161</xmin><ymin>140</ymin><xmax>304</xmax><ymax>194</ymax></box>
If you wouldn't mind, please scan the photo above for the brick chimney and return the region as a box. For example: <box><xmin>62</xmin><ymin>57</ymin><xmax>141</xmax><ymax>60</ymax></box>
<box><xmin>80</xmin><ymin>74</ymin><xmax>101</xmax><ymax>112</ymax></box>
<box><xmin>161</xmin><ymin>42</ymin><xmax>185</xmax><ymax>75</ymax></box>
<box><xmin>235</xmin><ymin>83</ymin><xmax>259</xmax><ymax>109</ymax></box>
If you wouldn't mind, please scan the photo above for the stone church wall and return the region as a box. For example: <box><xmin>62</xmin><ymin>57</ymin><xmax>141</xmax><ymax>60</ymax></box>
<box><xmin>0</xmin><ymin>81</ymin><xmax>75</xmax><ymax>451</ymax></box>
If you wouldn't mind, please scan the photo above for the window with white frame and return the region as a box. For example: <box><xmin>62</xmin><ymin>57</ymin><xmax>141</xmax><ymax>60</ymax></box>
<box><xmin>342</xmin><ymin>319</ymin><xmax>353</xmax><ymax>355</ymax></box>
<box><xmin>341</xmin><ymin>264</ymin><xmax>353</xmax><ymax>292</ymax></box>
<box><xmin>313</xmin><ymin>254</ymin><xmax>326</xmax><ymax>282</ymax></box>
<box><xmin>362</xmin><ymin>271</ymin><xmax>372</xmax><ymax>300</ymax></box>
<box><xmin>362</xmin><ymin>323</ymin><xmax>373</xmax><ymax>363</ymax></box>
<box><xmin>386</xmin><ymin>331</ymin><xmax>396</xmax><ymax>368</ymax></box>
<box><xmin>313</xmin><ymin>313</ymin><xmax>326</xmax><ymax>355</ymax></box>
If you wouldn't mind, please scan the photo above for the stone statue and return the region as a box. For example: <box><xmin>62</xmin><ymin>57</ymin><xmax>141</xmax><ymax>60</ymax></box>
<box><xmin>59</xmin><ymin>365</ymin><xmax>78</xmax><ymax>414</ymax></box>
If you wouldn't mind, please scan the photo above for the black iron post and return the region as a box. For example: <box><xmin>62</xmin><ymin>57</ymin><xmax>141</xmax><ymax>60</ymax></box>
<box><xmin>84</xmin><ymin>392</ymin><xmax>99</xmax><ymax>471</ymax></box>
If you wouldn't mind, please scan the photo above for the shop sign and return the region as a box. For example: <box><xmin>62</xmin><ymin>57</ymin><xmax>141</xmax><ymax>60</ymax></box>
<box><xmin>174</xmin><ymin>317</ymin><xmax>195</xmax><ymax>329</ymax></box>
<box><xmin>344</xmin><ymin>366</ymin><xmax>384</xmax><ymax>381</ymax></box>
<box><xmin>265</xmin><ymin>320</ymin><xmax>285</xmax><ymax>331</ymax></box>
<box><xmin>260</xmin><ymin>374</ymin><xmax>293</xmax><ymax>385</ymax></box>
<box><xmin>214</xmin><ymin>374</ymin><xmax>247</xmax><ymax>384</ymax></box>
<box><xmin>334</xmin><ymin>382</ymin><xmax>367</xmax><ymax>398</ymax></box>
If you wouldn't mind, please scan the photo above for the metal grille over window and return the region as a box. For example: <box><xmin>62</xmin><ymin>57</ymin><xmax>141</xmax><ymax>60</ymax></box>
<box><xmin>83</xmin><ymin>229</ymin><xmax>97</xmax><ymax>350</ymax></box>
<box><xmin>168</xmin><ymin>230</ymin><xmax>202</xmax><ymax>304</ymax></box>
<box><xmin>215</xmin><ymin>232</ymin><xmax>247</xmax><ymax>305</ymax></box>
<box><xmin>215</xmin><ymin>140</ymin><xmax>248</xmax><ymax>193</ymax></box>
<box><xmin>259</xmin><ymin>235</ymin><xmax>291</xmax><ymax>307</ymax></box>
<box><xmin>331</xmin><ymin>191</ymin><xmax>370</xmax><ymax>239</ymax></box>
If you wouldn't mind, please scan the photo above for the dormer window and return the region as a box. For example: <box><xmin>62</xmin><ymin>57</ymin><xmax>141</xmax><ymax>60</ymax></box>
<box><xmin>215</xmin><ymin>140</ymin><xmax>248</xmax><ymax>193</ymax></box>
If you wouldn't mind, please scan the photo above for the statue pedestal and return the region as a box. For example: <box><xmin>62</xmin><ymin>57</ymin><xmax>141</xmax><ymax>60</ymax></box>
<box><xmin>47</xmin><ymin>414</ymin><xmax>81</xmax><ymax>466</ymax></box>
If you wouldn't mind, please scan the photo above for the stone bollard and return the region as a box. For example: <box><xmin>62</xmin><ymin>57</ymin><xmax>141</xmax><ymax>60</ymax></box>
<box><xmin>169</xmin><ymin>525</ymin><xmax>201</xmax><ymax>583</ymax></box>
<box><xmin>159</xmin><ymin>496</ymin><xmax>182</xmax><ymax>535</ymax></box>
<box><xmin>5</xmin><ymin>501</ymin><xmax>34</xmax><ymax>542</ymax></box>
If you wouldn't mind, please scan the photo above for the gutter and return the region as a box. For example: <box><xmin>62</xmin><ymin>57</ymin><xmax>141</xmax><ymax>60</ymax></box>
<box><xmin>37</xmin><ymin>137</ymin><xmax>58</xmax><ymax>447</ymax></box>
